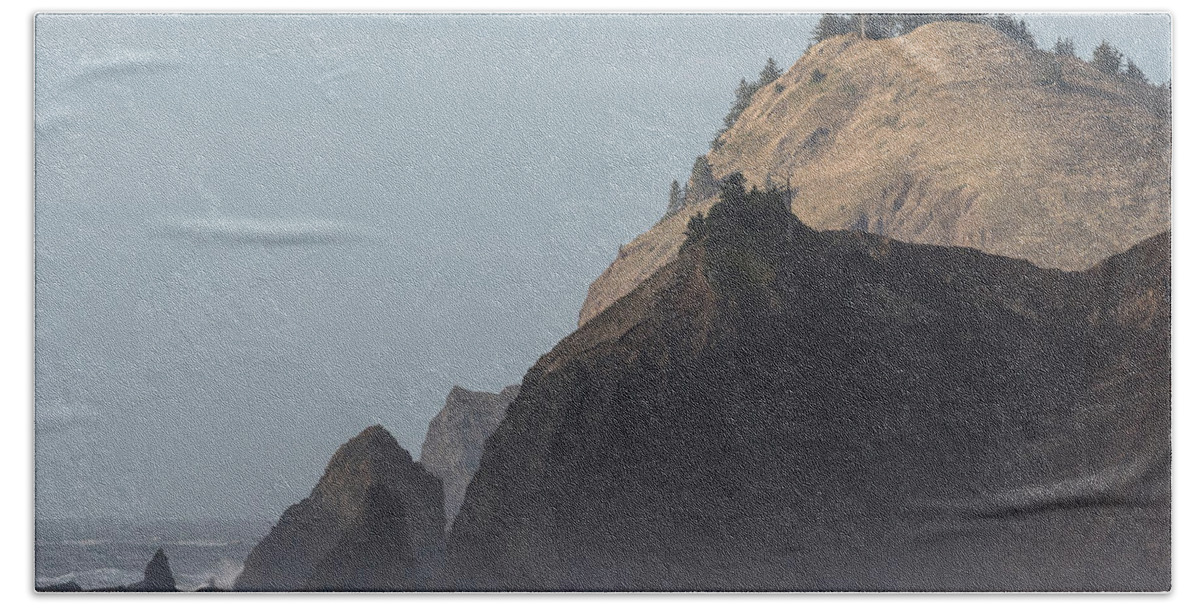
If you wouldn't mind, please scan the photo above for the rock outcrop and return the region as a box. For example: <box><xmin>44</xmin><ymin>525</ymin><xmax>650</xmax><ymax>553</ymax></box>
<box><xmin>449</xmin><ymin>178</ymin><xmax>1169</xmax><ymax>591</ymax></box>
<box><xmin>126</xmin><ymin>548</ymin><xmax>178</xmax><ymax>592</ymax></box>
<box><xmin>58</xmin><ymin>548</ymin><xmax>180</xmax><ymax>592</ymax></box>
<box><xmin>579</xmin><ymin>20</ymin><xmax>1170</xmax><ymax>326</ymax></box>
<box><xmin>419</xmin><ymin>385</ymin><xmax>520</xmax><ymax>527</ymax></box>
<box><xmin>234</xmin><ymin>426</ymin><xmax>445</xmax><ymax>591</ymax></box>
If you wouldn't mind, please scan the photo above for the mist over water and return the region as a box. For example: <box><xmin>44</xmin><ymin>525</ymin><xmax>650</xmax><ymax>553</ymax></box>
<box><xmin>34</xmin><ymin>13</ymin><xmax>1171</xmax><ymax>526</ymax></box>
<box><xmin>35</xmin><ymin>518</ymin><xmax>272</xmax><ymax>590</ymax></box>
<box><xmin>34</xmin><ymin>13</ymin><xmax>826</xmax><ymax>522</ymax></box>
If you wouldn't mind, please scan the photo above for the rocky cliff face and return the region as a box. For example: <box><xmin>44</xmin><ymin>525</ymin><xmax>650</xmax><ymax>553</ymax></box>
<box><xmin>419</xmin><ymin>385</ymin><xmax>520</xmax><ymax>527</ymax></box>
<box><xmin>234</xmin><ymin>426</ymin><xmax>445</xmax><ymax>591</ymax></box>
<box><xmin>449</xmin><ymin>179</ymin><xmax>1169</xmax><ymax>591</ymax></box>
<box><xmin>579</xmin><ymin>21</ymin><xmax>1170</xmax><ymax>326</ymax></box>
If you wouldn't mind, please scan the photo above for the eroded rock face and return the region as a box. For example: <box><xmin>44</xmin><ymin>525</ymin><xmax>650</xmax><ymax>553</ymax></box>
<box><xmin>419</xmin><ymin>385</ymin><xmax>520</xmax><ymax>527</ymax></box>
<box><xmin>579</xmin><ymin>21</ymin><xmax>1170</xmax><ymax>326</ymax></box>
<box><xmin>450</xmin><ymin>182</ymin><xmax>1169</xmax><ymax>591</ymax></box>
<box><xmin>235</xmin><ymin>426</ymin><xmax>445</xmax><ymax>591</ymax></box>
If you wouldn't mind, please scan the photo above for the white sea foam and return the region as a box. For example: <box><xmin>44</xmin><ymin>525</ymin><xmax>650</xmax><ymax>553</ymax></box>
<box><xmin>171</xmin><ymin>539</ymin><xmax>238</xmax><ymax>547</ymax></box>
<box><xmin>179</xmin><ymin>558</ymin><xmax>245</xmax><ymax>591</ymax></box>
<box><xmin>37</xmin><ymin>567</ymin><xmax>141</xmax><ymax>590</ymax></box>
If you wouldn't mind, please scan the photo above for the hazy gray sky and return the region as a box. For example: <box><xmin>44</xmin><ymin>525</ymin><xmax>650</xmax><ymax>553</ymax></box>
<box><xmin>35</xmin><ymin>13</ymin><xmax>1171</xmax><ymax>521</ymax></box>
<box><xmin>1025</xmin><ymin>13</ymin><xmax>1171</xmax><ymax>83</ymax></box>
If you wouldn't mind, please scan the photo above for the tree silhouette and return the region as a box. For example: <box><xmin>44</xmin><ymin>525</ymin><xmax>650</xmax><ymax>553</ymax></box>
<box><xmin>990</xmin><ymin>15</ymin><xmax>1036</xmax><ymax>47</ymax></box>
<box><xmin>697</xmin><ymin>172</ymin><xmax>795</xmax><ymax>255</ymax></box>
<box><xmin>759</xmin><ymin>58</ymin><xmax>782</xmax><ymax>85</ymax></box>
<box><xmin>718</xmin><ymin>172</ymin><xmax>748</xmax><ymax>203</ymax></box>
<box><xmin>666</xmin><ymin>180</ymin><xmax>684</xmax><ymax>215</ymax></box>
<box><xmin>686</xmin><ymin>156</ymin><xmax>719</xmax><ymax>203</ymax></box>
<box><xmin>1125</xmin><ymin>60</ymin><xmax>1149</xmax><ymax>85</ymax></box>
<box><xmin>856</xmin><ymin>14</ymin><xmax>898</xmax><ymax>40</ymax></box>
<box><xmin>725</xmin><ymin>78</ymin><xmax>759</xmax><ymax>127</ymax></box>
<box><xmin>812</xmin><ymin>12</ymin><xmax>1043</xmax><ymax>47</ymax></box>
<box><xmin>1054</xmin><ymin>37</ymin><xmax>1076</xmax><ymax>57</ymax></box>
<box><xmin>1092</xmin><ymin>41</ymin><xmax>1123</xmax><ymax>75</ymax></box>
<box><xmin>812</xmin><ymin>13</ymin><xmax>853</xmax><ymax>43</ymax></box>
<box><xmin>713</xmin><ymin>77</ymin><xmax>764</xmax><ymax>148</ymax></box>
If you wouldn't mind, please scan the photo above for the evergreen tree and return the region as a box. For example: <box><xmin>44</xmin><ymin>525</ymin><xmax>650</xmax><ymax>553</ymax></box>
<box><xmin>940</xmin><ymin>13</ymin><xmax>986</xmax><ymax>25</ymax></box>
<box><xmin>1092</xmin><ymin>41</ymin><xmax>1123</xmax><ymax>75</ymax></box>
<box><xmin>812</xmin><ymin>13</ymin><xmax>853</xmax><ymax>43</ymax></box>
<box><xmin>1151</xmin><ymin>80</ymin><xmax>1172</xmax><ymax>119</ymax></box>
<box><xmin>722</xmin><ymin>78</ymin><xmax>760</xmax><ymax>131</ymax></box>
<box><xmin>990</xmin><ymin>15</ymin><xmax>1036</xmax><ymax>48</ymax></box>
<box><xmin>859</xmin><ymin>14</ymin><xmax>898</xmax><ymax>40</ymax></box>
<box><xmin>666</xmin><ymin>180</ymin><xmax>684</xmax><ymax>215</ymax></box>
<box><xmin>1054</xmin><ymin>37</ymin><xmax>1076</xmax><ymax>57</ymax></box>
<box><xmin>1125</xmin><ymin>60</ymin><xmax>1149</xmax><ymax>85</ymax></box>
<box><xmin>719</xmin><ymin>172</ymin><xmax>748</xmax><ymax>202</ymax></box>
<box><xmin>759</xmin><ymin>58</ymin><xmax>782</xmax><ymax>85</ymax></box>
<box><xmin>702</xmin><ymin>172</ymin><xmax>794</xmax><ymax>251</ymax></box>
<box><xmin>686</xmin><ymin>156</ymin><xmax>719</xmax><ymax>203</ymax></box>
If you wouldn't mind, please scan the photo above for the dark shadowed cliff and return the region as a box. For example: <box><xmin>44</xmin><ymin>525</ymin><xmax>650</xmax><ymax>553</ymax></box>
<box><xmin>448</xmin><ymin>177</ymin><xmax>1169</xmax><ymax>591</ymax></box>
<box><xmin>419</xmin><ymin>385</ymin><xmax>521</xmax><ymax>527</ymax></box>
<box><xmin>235</xmin><ymin>426</ymin><xmax>445</xmax><ymax>591</ymax></box>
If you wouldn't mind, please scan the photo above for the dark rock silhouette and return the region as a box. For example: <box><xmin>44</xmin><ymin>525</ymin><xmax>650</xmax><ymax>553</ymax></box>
<box><xmin>448</xmin><ymin>180</ymin><xmax>1169</xmax><ymax>591</ymax></box>
<box><xmin>419</xmin><ymin>385</ymin><xmax>520</xmax><ymax>527</ymax></box>
<box><xmin>55</xmin><ymin>548</ymin><xmax>180</xmax><ymax>592</ymax></box>
<box><xmin>303</xmin><ymin>483</ymin><xmax>418</xmax><ymax>591</ymax></box>
<box><xmin>126</xmin><ymin>548</ymin><xmax>178</xmax><ymax>591</ymax></box>
<box><xmin>234</xmin><ymin>425</ymin><xmax>445</xmax><ymax>591</ymax></box>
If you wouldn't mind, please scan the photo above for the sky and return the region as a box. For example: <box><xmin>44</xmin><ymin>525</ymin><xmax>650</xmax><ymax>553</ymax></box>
<box><xmin>34</xmin><ymin>13</ymin><xmax>1172</xmax><ymax>521</ymax></box>
<box><xmin>1025</xmin><ymin>13</ymin><xmax>1172</xmax><ymax>83</ymax></box>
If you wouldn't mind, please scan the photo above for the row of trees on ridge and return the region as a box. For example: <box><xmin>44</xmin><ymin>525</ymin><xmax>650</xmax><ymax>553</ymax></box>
<box><xmin>662</xmin><ymin>14</ymin><xmax>1169</xmax><ymax>217</ymax></box>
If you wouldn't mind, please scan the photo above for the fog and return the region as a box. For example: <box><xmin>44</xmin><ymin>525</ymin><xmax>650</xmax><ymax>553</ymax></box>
<box><xmin>34</xmin><ymin>13</ymin><xmax>1170</xmax><ymax>521</ymax></box>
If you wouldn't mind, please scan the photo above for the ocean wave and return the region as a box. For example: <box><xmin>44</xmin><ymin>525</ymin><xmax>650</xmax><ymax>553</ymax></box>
<box><xmin>177</xmin><ymin>558</ymin><xmax>245</xmax><ymax>591</ymax></box>
<box><xmin>37</xmin><ymin>567</ymin><xmax>141</xmax><ymax>590</ymax></box>
<box><xmin>170</xmin><ymin>539</ymin><xmax>240</xmax><ymax>548</ymax></box>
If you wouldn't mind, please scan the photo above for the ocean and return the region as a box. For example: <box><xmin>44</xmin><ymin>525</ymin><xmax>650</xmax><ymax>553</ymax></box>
<box><xmin>35</xmin><ymin>517</ymin><xmax>273</xmax><ymax>591</ymax></box>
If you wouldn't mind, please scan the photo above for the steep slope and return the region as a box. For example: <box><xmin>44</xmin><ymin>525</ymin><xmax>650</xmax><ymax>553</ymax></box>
<box><xmin>419</xmin><ymin>385</ymin><xmax>521</xmax><ymax>528</ymax></box>
<box><xmin>449</xmin><ymin>180</ymin><xmax>1169</xmax><ymax>591</ymax></box>
<box><xmin>579</xmin><ymin>21</ymin><xmax>1170</xmax><ymax>326</ymax></box>
<box><xmin>234</xmin><ymin>426</ymin><xmax>445</xmax><ymax>591</ymax></box>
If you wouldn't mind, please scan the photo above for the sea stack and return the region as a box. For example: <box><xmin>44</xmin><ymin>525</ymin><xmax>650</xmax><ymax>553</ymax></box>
<box><xmin>419</xmin><ymin>385</ymin><xmax>520</xmax><ymax>527</ymax></box>
<box><xmin>235</xmin><ymin>426</ymin><xmax>445</xmax><ymax>591</ymax></box>
<box><xmin>126</xmin><ymin>548</ymin><xmax>177</xmax><ymax>592</ymax></box>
